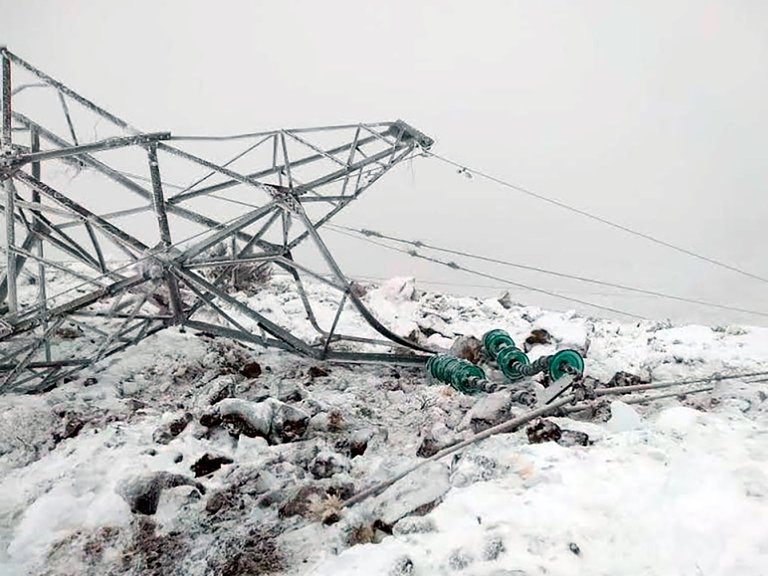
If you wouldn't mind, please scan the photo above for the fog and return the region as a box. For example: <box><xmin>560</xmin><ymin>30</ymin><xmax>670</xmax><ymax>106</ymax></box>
<box><xmin>3</xmin><ymin>0</ymin><xmax>767</xmax><ymax>326</ymax></box>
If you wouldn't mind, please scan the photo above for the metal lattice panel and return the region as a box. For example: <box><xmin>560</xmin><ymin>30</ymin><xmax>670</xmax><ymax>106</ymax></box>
<box><xmin>0</xmin><ymin>47</ymin><xmax>435</xmax><ymax>393</ymax></box>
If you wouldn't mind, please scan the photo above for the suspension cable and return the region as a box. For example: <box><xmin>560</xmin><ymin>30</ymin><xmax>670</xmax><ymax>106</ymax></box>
<box><xmin>325</xmin><ymin>227</ymin><xmax>645</xmax><ymax>320</ymax></box>
<box><xmin>427</xmin><ymin>151</ymin><xmax>768</xmax><ymax>286</ymax></box>
<box><xmin>329</xmin><ymin>224</ymin><xmax>768</xmax><ymax>319</ymax></box>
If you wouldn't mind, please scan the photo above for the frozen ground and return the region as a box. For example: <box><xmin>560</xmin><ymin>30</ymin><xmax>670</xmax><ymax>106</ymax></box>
<box><xmin>1</xmin><ymin>275</ymin><xmax>767</xmax><ymax>576</ymax></box>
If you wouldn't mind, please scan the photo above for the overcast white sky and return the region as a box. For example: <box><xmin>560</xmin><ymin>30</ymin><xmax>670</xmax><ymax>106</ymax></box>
<box><xmin>3</xmin><ymin>0</ymin><xmax>767</xmax><ymax>326</ymax></box>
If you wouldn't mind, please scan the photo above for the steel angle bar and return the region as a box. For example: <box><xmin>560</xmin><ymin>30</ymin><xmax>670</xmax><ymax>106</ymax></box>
<box><xmin>182</xmin><ymin>253</ymin><xmax>281</xmax><ymax>269</ymax></box>
<box><xmin>146</xmin><ymin>143</ymin><xmax>183</xmax><ymax>322</ymax></box>
<box><xmin>277</xmin><ymin>259</ymin><xmax>327</xmax><ymax>335</ymax></box>
<box><xmin>56</xmin><ymin>91</ymin><xmax>79</xmax><ymax>145</ymax></box>
<box><xmin>294</xmin><ymin>206</ymin><xmax>433</xmax><ymax>354</ymax></box>
<box><xmin>0</xmin><ymin>231</ymin><xmax>37</xmax><ymax>303</ymax></box>
<box><xmin>12</xmin><ymin>199</ymin><xmax>82</xmax><ymax>219</ymax></box>
<box><xmin>283</xmin><ymin>130</ymin><xmax>348</xmax><ymax>168</ymax></box>
<box><xmin>324</xmin><ymin>350</ymin><xmax>429</xmax><ymax>366</ymax></box>
<box><xmin>13</xmin><ymin>171</ymin><xmax>149</xmax><ymax>254</ymax></box>
<box><xmin>30</xmin><ymin>126</ymin><xmax>50</xmax><ymax>360</ymax></box>
<box><xmin>3</xmin><ymin>181</ymin><xmax>18</xmax><ymax>314</ymax></box>
<box><xmin>2</xmin><ymin>48</ymin><xmax>137</xmax><ymax>132</ymax></box>
<box><xmin>286</xmin><ymin>147</ymin><xmax>414</xmax><ymax>251</ymax></box>
<box><xmin>292</xmin><ymin>146</ymin><xmax>405</xmax><ymax>195</ymax></box>
<box><xmin>179</xmin><ymin>201</ymin><xmax>279</xmax><ymax>262</ymax></box>
<box><xmin>82</xmin><ymin>222</ymin><xmax>107</xmax><ymax>273</ymax></box>
<box><xmin>182</xmin><ymin>319</ymin><xmax>288</xmax><ymax>351</ymax></box>
<box><xmin>167</xmin><ymin>134</ymin><xmax>273</xmax><ymax>204</ymax></box>
<box><xmin>57</xmin><ymin>205</ymin><xmax>154</xmax><ymax>230</ymax></box>
<box><xmin>174</xmin><ymin>267</ymin><xmax>319</xmax><ymax>357</ymax></box>
<box><xmin>92</xmin><ymin>292</ymin><xmax>152</xmax><ymax>361</ymax></box>
<box><xmin>0</xmin><ymin>316</ymin><xmax>64</xmax><ymax>391</ymax></box>
<box><xmin>273</xmin><ymin>255</ymin><xmax>347</xmax><ymax>291</ymax></box>
<box><xmin>156</xmin><ymin>143</ymin><xmax>285</xmax><ymax>205</ymax></box>
<box><xmin>7</xmin><ymin>273</ymin><xmax>147</xmax><ymax>335</ymax></box>
<box><xmin>16</xmin><ymin>132</ymin><xmax>171</xmax><ymax>165</ymax></box>
<box><xmin>322</xmin><ymin>291</ymin><xmax>348</xmax><ymax>357</ymax></box>
<box><xmin>8</xmin><ymin>245</ymin><xmax>104</xmax><ymax>287</ymax></box>
<box><xmin>166</xmin><ymin>132</ymin><xmax>384</xmax><ymax>203</ymax></box>
<box><xmin>1</xmin><ymin>49</ymin><xmax>10</xmax><ymax>143</ymax></box>
<box><xmin>0</xmin><ymin>358</ymin><xmax>89</xmax><ymax>371</ymax></box>
<box><xmin>173</xmin><ymin>270</ymin><xmax>254</xmax><ymax>336</ymax></box>
<box><xmin>12</xmin><ymin>113</ymin><xmax>267</xmax><ymax>250</ymax></box>
<box><xmin>73</xmin><ymin>310</ymin><xmax>173</xmax><ymax>321</ymax></box>
<box><xmin>64</xmin><ymin>315</ymin><xmax>112</xmax><ymax>339</ymax></box>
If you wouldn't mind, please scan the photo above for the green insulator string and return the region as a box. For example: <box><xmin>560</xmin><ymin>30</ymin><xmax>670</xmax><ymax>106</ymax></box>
<box><xmin>426</xmin><ymin>331</ymin><xmax>586</xmax><ymax>396</ymax></box>
<box><xmin>482</xmin><ymin>328</ymin><xmax>585</xmax><ymax>383</ymax></box>
<box><xmin>482</xmin><ymin>329</ymin><xmax>516</xmax><ymax>360</ymax></box>
<box><xmin>427</xmin><ymin>354</ymin><xmax>487</xmax><ymax>394</ymax></box>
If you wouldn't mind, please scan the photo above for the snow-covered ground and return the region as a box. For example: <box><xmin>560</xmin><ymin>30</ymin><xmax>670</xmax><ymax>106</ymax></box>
<box><xmin>1</xmin><ymin>275</ymin><xmax>767</xmax><ymax>576</ymax></box>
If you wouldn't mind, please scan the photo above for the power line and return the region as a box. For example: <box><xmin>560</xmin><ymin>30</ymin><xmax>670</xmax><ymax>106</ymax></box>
<box><xmin>330</xmin><ymin>224</ymin><xmax>768</xmax><ymax>319</ymax></box>
<box><xmin>325</xmin><ymin>227</ymin><xmax>646</xmax><ymax>320</ymax></box>
<box><xmin>427</xmin><ymin>151</ymin><xmax>768</xmax><ymax>286</ymax></box>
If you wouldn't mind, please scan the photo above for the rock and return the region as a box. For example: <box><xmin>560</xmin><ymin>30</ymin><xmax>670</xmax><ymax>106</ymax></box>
<box><xmin>526</xmin><ymin>418</ymin><xmax>562</xmax><ymax>444</ymax></box>
<box><xmin>205</xmin><ymin>490</ymin><xmax>231</xmax><ymax>515</ymax></box>
<box><xmin>55</xmin><ymin>324</ymin><xmax>83</xmax><ymax>340</ymax></box>
<box><xmin>276</xmin><ymin>383</ymin><xmax>304</xmax><ymax>403</ymax></box>
<box><xmin>308</xmin><ymin>365</ymin><xmax>330</xmax><ymax>379</ymax></box>
<box><xmin>257</xmin><ymin>489</ymin><xmax>286</xmax><ymax>509</ymax></box>
<box><xmin>309</xmin><ymin>410</ymin><xmax>345</xmax><ymax>433</ymax></box>
<box><xmin>83</xmin><ymin>377</ymin><xmax>98</xmax><ymax>387</ymax></box>
<box><xmin>450</xmin><ymin>335</ymin><xmax>483</xmax><ymax>364</ymax></box>
<box><xmin>152</xmin><ymin>412</ymin><xmax>192</xmax><ymax>445</ymax></box>
<box><xmin>309</xmin><ymin>451</ymin><xmax>350</xmax><ymax>479</ymax></box>
<box><xmin>417</xmin><ymin>421</ymin><xmax>460</xmax><ymax>458</ymax></box>
<box><xmin>497</xmin><ymin>291</ymin><xmax>515</xmax><ymax>309</ymax></box>
<box><xmin>52</xmin><ymin>412</ymin><xmax>86</xmax><ymax>444</ymax></box>
<box><xmin>557</xmin><ymin>429</ymin><xmax>590</xmax><ymax>447</ymax></box>
<box><xmin>375</xmin><ymin>461</ymin><xmax>450</xmax><ymax>526</ymax></box>
<box><xmin>450</xmin><ymin>453</ymin><xmax>498</xmax><ymax>487</ymax></box>
<box><xmin>118</xmin><ymin>472</ymin><xmax>205</xmax><ymax>515</ymax></box>
<box><xmin>201</xmin><ymin>398</ymin><xmax>272</xmax><ymax>438</ymax></box>
<box><xmin>271</xmin><ymin>401</ymin><xmax>310</xmax><ymax>443</ymax></box>
<box><xmin>278</xmin><ymin>484</ymin><xmax>326</xmax><ymax>519</ymax></box>
<box><xmin>569</xmin><ymin>542</ymin><xmax>581</xmax><ymax>556</ymax></box>
<box><xmin>191</xmin><ymin>453</ymin><xmax>234</xmax><ymax>477</ymax></box>
<box><xmin>197</xmin><ymin>375</ymin><xmax>235</xmax><ymax>407</ymax></box>
<box><xmin>606</xmin><ymin>371</ymin><xmax>650</xmax><ymax>388</ymax></box>
<box><xmin>344</xmin><ymin>523</ymin><xmax>375</xmax><ymax>546</ymax></box>
<box><xmin>240</xmin><ymin>361</ymin><xmax>262</xmax><ymax>379</ymax></box>
<box><xmin>392</xmin><ymin>516</ymin><xmax>437</xmax><ymax>536</ymax></box>
<box><xmin>205</xmin><ymin>469</ymin><xmax>274</xmax><ymax>515</ymax></box>
<box><xmin>448</xmin><ymin>548</ymin><xmax>473</xmax><ymax>570</ymax></box>
<box><xmin>464</xmin><ymin>390</ymin><xmax>512</xmax><ymax>433</ymax></box>
<box><xmin>349</xmin><ymin>429</ymin><xmax>373</xmax><ymax>457</ymax></box>
<box><xmin>483</xmin><ymin>535</ymin><xmax>506</xmax><ymax>561</ymax></box>
<box><xmin>200</xmin><ymin>398</ymin><xmax>309</xmax><ymax>444</ymax></box>
<box><xmin>523</xmin><ymin>328</ymin><xmax>552</xmax><ymax>352</ymax></box>
<box><xmin>389</xmin><ymin>556</ymin><xmax>415</xmax><ymax>576</ymax></box>
<box><xmin>207</xmin><ymin>527</ymin><xmax>284</xmax><ymax>576</ymax></box>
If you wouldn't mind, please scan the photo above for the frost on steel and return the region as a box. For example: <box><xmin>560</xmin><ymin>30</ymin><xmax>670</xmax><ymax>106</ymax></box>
<box><xmin>0</xmin><ymin>47</ymin><xmax>436</xmax><ymax>393</ymax></box>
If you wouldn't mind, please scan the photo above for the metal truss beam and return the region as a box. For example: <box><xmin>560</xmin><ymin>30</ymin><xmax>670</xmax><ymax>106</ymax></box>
<box><xmin>0</xmin><ymin>47</ymin><xmax>435</xmax><ymax>393</ymax></box>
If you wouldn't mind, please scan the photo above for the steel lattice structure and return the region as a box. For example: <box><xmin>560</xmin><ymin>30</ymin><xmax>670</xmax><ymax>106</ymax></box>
<box><xmin>0</xmin><ymin>47</ymin><xmax>435</xmax><ymax>393</ymax></box>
